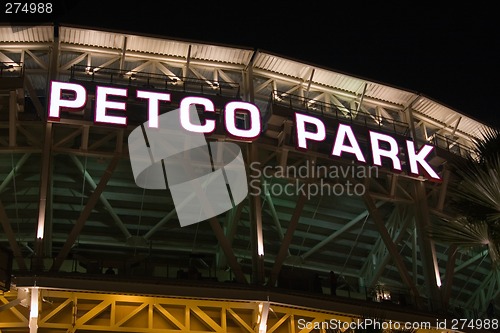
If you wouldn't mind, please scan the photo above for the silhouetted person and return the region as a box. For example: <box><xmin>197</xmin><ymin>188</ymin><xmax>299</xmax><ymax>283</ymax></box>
<box><xmin>105</xmin><ymin>267</ymin><xmax>115</xmax><ymax>275</ymax></box>
<box><xmin>188</xmin><ymin>266</ymin><xmax>200</xmax><ymax>280</ymax></box>
<box><xmin>176</xmin><ymin>268</ymin><xmax>187</xmax><ymax>279</ymax></box>
<box><xmin>329</xmin><ymin>271</ymin><xmax>337</xmax><ymax>296</ymax></box>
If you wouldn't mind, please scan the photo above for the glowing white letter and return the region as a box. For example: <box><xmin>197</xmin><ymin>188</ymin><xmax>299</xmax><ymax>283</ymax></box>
<box><xmin>295</xmin><ymin>113</ymin><xmax>326</xmax><ymax>149</ymax></box>
<box><xmin>370</xmin><ymin>131</ymin><xmax>402</xmax><ymax>170</ymax></box>
<box><xmin>179</xmin><ymin>96</ymin><xmax>215</xmax><ymax>133</ymax></box>
<box><xmin>225</xmin><ymin>101</ymin><xmax>261</xmax><ymax>139</ymax></box>
<box><xmin>332</xmin><ymin>124</ymin><xmax>366</xmax><ymax>162</ymax></box>
<box><xmin>95</xmin><ymin>86</ymin><xmax>127</xmax><ymax>125</ymax></box>
<box><xmin>136</xmin><ymin>90</ymin><xmax>171</xmax><ymax>128</ymax></box>
<box><xmin>49</xmin><ymin>81</ymin><xmax>86</xmax><ymax>119</ymax></box>
<box><xmin>406</xmin><ymin>141</ymin><xmax>441</xmax><ymax>180</ymax></box>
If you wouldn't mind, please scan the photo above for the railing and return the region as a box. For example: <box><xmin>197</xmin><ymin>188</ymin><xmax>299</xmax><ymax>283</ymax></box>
<box><xmin>270</xmin><ymin>90</ymin><xmax>478</xmax><ymax>160</ymax></box>
<box><xmin>428</xmin><ymin>133</ymin><xmax>476</xmax><ymax>159</ymax></box>
<box><xmin>271</xmin><ymin>90</ymin><xmax>410</xmax><ymax>137</ymax></box>
<box><xmin>70</xmin><ymin>64</ymin><xmax>241</xmax><ymax>99</ymax></box>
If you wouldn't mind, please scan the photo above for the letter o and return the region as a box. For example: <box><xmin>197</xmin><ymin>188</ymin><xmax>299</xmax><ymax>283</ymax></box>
<box><xmin>224</xmin><ymin>101</ymin><xmax>261</xmax><ymax>139</ymax></box>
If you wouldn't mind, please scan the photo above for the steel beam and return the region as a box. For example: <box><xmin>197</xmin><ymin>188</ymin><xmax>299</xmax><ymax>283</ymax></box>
<box><xmin>208</xmin><ymin>217</ymin><xmax>247</xmax><ymax>284</ymax></box>
<box><xmin>69</xmin><ymin>154</ymin><xmax>132</xmax><ymax>239</ymax></box>
<box><xmin>414</xmin><ymin>181</ymin><xmax>441</xmax><ymax>310</ymax></box>
<box><xmin>362</xmin><ymin>192</ymin><xmax>421</xmax><ymax>306</ymax></box>
<box><xmin>50</xmin><ymin>155</ymin><xmax>121</xmax><ymax>272</ymax></box>
<box><xmin>442</xmin><ymin>245</ymin><xmax>457</xmax><ymax>309</ymax></box>
<box><xmin>269</xmin><ymin>193</ymin><xmax>307</xmax><ymax>287</ymax></box>
<box><xmin>301</xmin><ymin>201</ymin><xmax>385</xmax><ymax>260</ymax></box>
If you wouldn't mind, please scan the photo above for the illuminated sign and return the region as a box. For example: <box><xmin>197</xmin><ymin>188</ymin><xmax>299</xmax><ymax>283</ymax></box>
<box><xmin>48</xmin><ymin>81</ymin><xmax>441</xmax><ymax>181</ymax></box>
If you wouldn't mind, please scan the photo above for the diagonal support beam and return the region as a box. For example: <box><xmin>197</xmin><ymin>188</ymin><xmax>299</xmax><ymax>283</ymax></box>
<box><xmin>217</xmin><ymin>69</ymin><xmax>236</xmax><ymax>84</ymax></box>
<box><xmin>442</xmin><ymin>245</ymin><xmax>457</xmax><ymax>308</ymax></box>
<box><xmin>0</xmin><ymin>153</ymin><xmax>30</xmax><ymax>193</ymax></box>
<box><xmin>263</xmin><ymin>183</ymin><xmax>287</xmax><ymax>251</ymax></box>
<box><xmin>452</xmin><ymin>249</ymin><xmax>488</xmax><ymax>275</ymax></box>
<box><xmin>0</xmin><ymin>51</ymin><xmax>19</xmax><ymax>65</ymax></box>
<box><xmin>126</xmin><ymin>60</ymin><xmax>153</xmax><ymax>75</ymax></box>
<box><xmin>60</xmin><ymin>53</ymin><xmax>88</xmax><ymax>71</ymax></box>
<box><xmin>92</xmin><ymin>56</ymin><xmax>120</xmax><ymax>73</ymax></box>
<box><xmin>364</xmin><ymin>211</ymin><xmax>413</xmax><ymax>288</ymax></box>
<box><xmin>25</xmin><ymin>50</ymin><xmax>47</xmax><ymax>70</ymax></box>
<box><xmin>0</xmin><ymin>200</ymin><xmax>27</xmax><ymax>270</ymax></box>
<box><xmin>362</xmin><ymin>192</ymin><xmax>421</xmax><ymax>304</ymax></box>
<box><xmin>143</xmin><ymin>207</ymin><xmax>177</xmax><ymax>240</ymax></box>
<box><xmin>24</xmin><ymin>77</ymin><xmax>45</xmax><ymax>120</ymax></box>
<box><xmin>69</xmin><ymin>154</ymin><xmax>132</xmax><ymax>239</ymax></box>
<box><xmin>301</xmin><ymin>201</ymin><xmax>385</xmax><ymax>260</ymax></box>
<box><xmin>155</xmin><ymin>62</ymin><xmax>181</xmax><ymax>82</ymax></box>
<box><xmin>209</xmin><ymin>217</ymin><xmax>247</xmax><ymax>284</ymax></box>
<box><xmin>269</xmin><ymin>193</ymin><xmax>307</xmax><ymax>287</ymax></box>
<box><xmin>50</xmin><ymin>155</ymin><xmax>121</xmax><ymax>272</ymax></box>
<box><xmin>217</xmin><ymin>202</ymin><xmax>244</xmax><ymax>269</ymax></box>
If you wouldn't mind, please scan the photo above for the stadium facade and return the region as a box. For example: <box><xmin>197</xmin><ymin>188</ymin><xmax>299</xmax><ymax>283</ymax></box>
<box><xmin>0</xmin><ymin>24</ymin><xmax>498</xmax><ymax>332</ymax></box>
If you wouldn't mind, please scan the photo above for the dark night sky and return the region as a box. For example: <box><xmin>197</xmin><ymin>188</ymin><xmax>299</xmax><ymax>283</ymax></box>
<box><xmin>5</xmin><ymin>1</ymin><xmax>500</xmax><ymax>128</ymax></box>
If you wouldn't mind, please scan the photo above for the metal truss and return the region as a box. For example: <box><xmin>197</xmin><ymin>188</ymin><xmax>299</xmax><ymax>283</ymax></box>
<box><xmin>0</xmin><ymin>287</ymin><xmax>463</xmax><ymax>333</ymax></box>
<box><xmin>0</xmin><ymin>24</ymin><xmax>498</xmax><ymax>330</ymax></box>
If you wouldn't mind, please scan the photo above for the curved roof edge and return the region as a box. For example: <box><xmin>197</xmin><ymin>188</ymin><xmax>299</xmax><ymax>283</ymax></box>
<box><xmin>1</xmin><ymin>23</ymin><xmax>496</xmax><ymax>139</ymax></box>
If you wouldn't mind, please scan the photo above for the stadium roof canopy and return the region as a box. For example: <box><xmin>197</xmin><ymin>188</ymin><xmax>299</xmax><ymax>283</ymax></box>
<box><xmin>0</xmin><ymin>23</ymin><xmax>498</xmax><ymax>324</ymax></box>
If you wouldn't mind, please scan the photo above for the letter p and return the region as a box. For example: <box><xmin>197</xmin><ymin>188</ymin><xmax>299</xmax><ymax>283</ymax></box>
<box><xmin>48</xmin><ymin>81</ymin><xmax>86</xmax><ymax>119</ymax></box>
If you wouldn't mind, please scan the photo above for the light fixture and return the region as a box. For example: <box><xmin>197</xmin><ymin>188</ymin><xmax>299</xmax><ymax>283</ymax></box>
<box><xmin>29</xmin><ymin>287</ymin><xmax>39</xmax><ymax>333</ymax></box>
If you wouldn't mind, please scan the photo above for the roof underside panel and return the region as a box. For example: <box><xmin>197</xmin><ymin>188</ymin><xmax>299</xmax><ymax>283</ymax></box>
<box><xmin>126</xmin><ymin>34</ymin><xmax>190</xmax><ymax>57</ymax></box>
<box><xmin>60</xmin><ymin>27</ymin><xmax>124</xmax><ymax>49</ymax></box>
<box><xmin>0</xmin><ymin>25</ymin><xmax>53</xmax><ymax>43</ymax></box>
<box><xmin>413</xmin><ymin>97</ymin><xmax>490</xmax><ymax>138</ymax></box>
<box><xmin>2</xmin><ymin>24</ymin><xmax>495</xmax><ymax>139</ymax></box>
<box><xmin>364</xmin><ymin>82</ymin><xmax>417</xmax><ymax>107</ymax></box>
<box><xmin>189</xmin><ymin>44</ymin><xmax>254</xmax><ymax>65</ymax></box>
<box><xmin>254</xmin><ymin>52</ymin><xmax>313</xmax><ymax>79</ymax></box>
<box><xmin>313</xmin><ymin>66</ymin><xmax>366</xmax><ymax>94</ymax></box>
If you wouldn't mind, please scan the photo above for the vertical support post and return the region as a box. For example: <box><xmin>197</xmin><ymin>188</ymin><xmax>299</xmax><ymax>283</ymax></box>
<box><xmin>34</xmin><ymin>122</ymin><xmax>52</xmax><ymax>271</ymax></box>
<box><xmin>257</xmin><ymin>301</ymin><xmax>270</xmax><ymax>333</ymax></box>
<box><xmin>35</xmin><ymin>24</ymin><xmax>59</xmax><ymax>269</ymax></box>
<box><xmin>248</xmin><ymin>143</ymin><xmax>265</xmax><ymax>284</ymax></box>
<box><xmin>356</xmin><ymin>83</ymin><xmax>367</xmax><ymax>114</ymax></box>
<box><xmin>442</xmin><ymin>245</ymin><xmax>457</xmax><ymax>309</ymax></box>
<box><xmin>244</xmin><ymin>50</ymin><xmax>265</xmax><ymax>284</ymax></box>
<box><xmin>414</xmin><ymin>181</ymin><xmax>442</xmax><ymax>311</ymax></box>
<box><xmin>43</xmin><ymin>158</ymin><xmax>54</xmax><ymax>257</ymax></box>
<box><xmin>437</xmin><ymin>168</ymin><xmax>450</xmax><ymax>211</ymax></box>
<box><xmin>404</xmin><ymin>96</ymin><xmax>419</xmax><ymax>140</ymax></box>
<box><xmin>119</xmin><ymin>36</ymin><xmax>127</xmax><ymax>71</ymax></box>
<box><xmin>29</xmin><ymin>287</ymin><xmax>39</xmax><ymax>333</ymax></box>
<box><xmin>412</xmin><ymin>224</ymin><xmax>418</xmax><ymax>281</ymax></box>
<box><xmin>9</xmin><ymin>91</ymin><xmax>17</xmax><ymax>147</ymax></box>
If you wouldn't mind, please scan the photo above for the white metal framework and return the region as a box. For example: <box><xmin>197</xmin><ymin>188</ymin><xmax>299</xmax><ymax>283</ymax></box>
<box><xmin>0</xmin><ymin>24</ymin><xmax>498</xmax><ymax>332</ymax></box>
